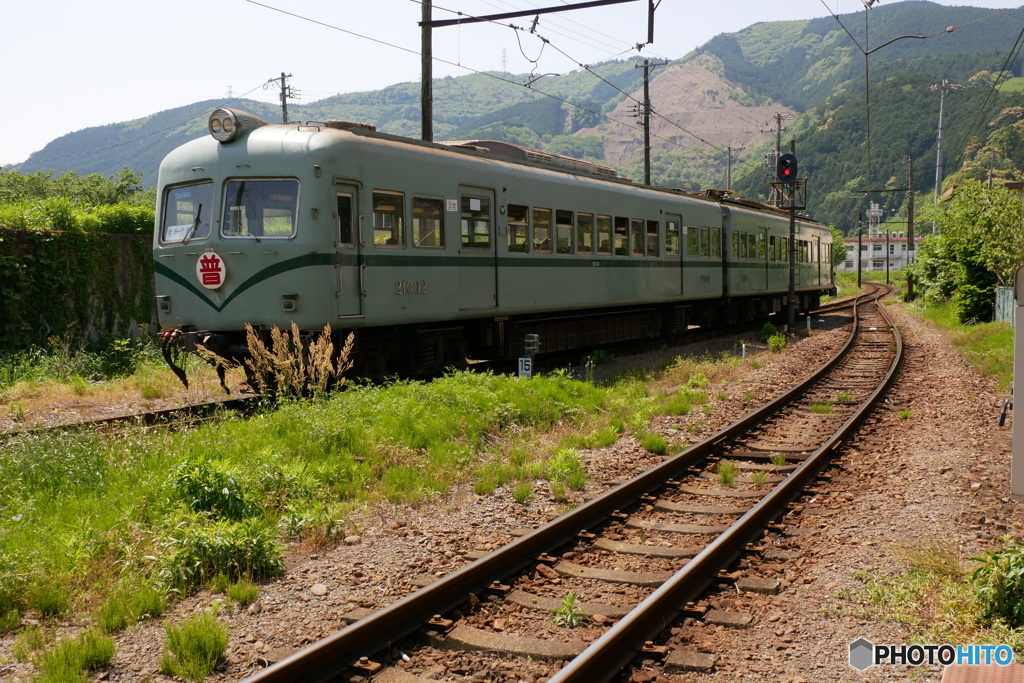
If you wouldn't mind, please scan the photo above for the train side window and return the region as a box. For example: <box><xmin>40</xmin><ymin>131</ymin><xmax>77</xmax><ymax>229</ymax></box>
<box><xmin>508</xmin><ymin>204</ymin><xmax>528</xmax><ymax>253</ymax></box>
<box><xmin>556</xmin><ymin>210</ymin><xmax>574</xmax><ymax>254</ymax></box>
<box><xmin>781</xmin><ymin>237</ymin><xmax>788</xmax><ymax>261</ymax></box>
<box><xmin>732</xmin><ymin>232</ymin><xmax>740</xmax><ymax>259</ymax></box>
<box><xmin>532</xmin><ymin>208</ymin><xmax>552</xmax><ymax>253</ymax></box>
<box><xmin>577</xmin><ymin>213</ymin><xmax>595</xmax><ymax>255</ymax></box>
<box><xmin>747</xmin><ymin>234</ymin><xmax>756</xmax><ymax>260</ymax></box>
<box><xmin>596</xmin><ymin>215</ymin><xmax>612</xmax><ymax>254</ymax></box>
<box><xmin>769</xmin><ymin>235</ymin><xmax>777</xmax><ymax>261</ymax></box>
<box><xmin>758</xmin><ymin>232</ymin><xmax>766</xmax><ymax>260</ymax></box>
<box><xmin>739</xmin><ymin>232</ymin><xmax>747</xmax><ymax>259</ymax></box>
<box><xmin>460</xmin><ymin>195</ymin><xmax>491</xmax><ymax>249</ymax></box>
<box><xmin>665</xmin><ymin>215</ymin><xmax>680</xmax><ymax>256</ymax></box>
<box><xmin>699</xmin><ymin>227</ymin><xmax>710</xmax><ymax>258</ymax></box>
<box><xmin>711</xmin><ymin>227</ymin><xmax>721</xmax><ymax>258</ymax></box>
<box><xmin>336</xmin><ymin>193</ymin><xmax>354</xmax><ymax>247</ymax></box>
<box><xmin>373</xmin><ymin>190</ymin><xmax>405</xmax><ymax>248</ymax></box>
<box><xmin>646</xmin><ymin>220</ymin><xmax>659</xmax><ymax>257</ymax></box>
<box><xmin>630</xmin><ymin>219</ymin><xmax>645</xmax><ymax>256</ymax></box>
<box><xmin>162</xmin><ymin>181</ymin><xmax>213</xmax><ymax>243</ymax></box>
<box><xmin>687</xmin><ymin>226</ymin><xmax>700</xmax><ymax>257</ymax></box>
<box><xmin>412</xmin><ymin>196</ymin><xmax>444</xmax><ymax>248</ymax></box>
<box><xmin>223</xmin><ymin>179</ymin><xmax>298</xmax><ymax>239</ymax></box>
<box><xmin>614</xmin><ymin>217</ymin><xmax>629</xmax><ymax>256</ymax></box>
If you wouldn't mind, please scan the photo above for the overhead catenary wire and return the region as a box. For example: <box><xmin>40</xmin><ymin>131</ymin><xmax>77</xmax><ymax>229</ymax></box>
<box><xmin>247</xmin><ymin>0</ymin><xmax>756</xmax><ymax>172</ymax></box>
<box><xmin>32</xmin><ymin>0</ymin><xmax>751</xmax><ymax>181</ymax></box>
<box><xmin>945</xmin><ymin>22</ymin><xmax>1024</xmax><ymax>176</ymax></box>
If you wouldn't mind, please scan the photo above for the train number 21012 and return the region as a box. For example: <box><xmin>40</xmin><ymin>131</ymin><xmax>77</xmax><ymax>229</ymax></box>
<box><xmin>395</xmin><ymin>279</ymin><xmax>428</xmax><ymax>295</ymax></box>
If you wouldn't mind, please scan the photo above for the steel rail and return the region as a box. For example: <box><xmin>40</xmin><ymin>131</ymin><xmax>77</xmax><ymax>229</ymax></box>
<box><xmin>550</xmin><ymin>289</ymin><xmax>902</xmax><ymax>682</ymax></box>
<box><xmin>0</xmin><ymin>397</ymin><xmax>257</xmax><ymax>440</ymax></box>
<box><xmin>245</xmin><ymin>288</ymin><xmax>889</xmax><ymax>683</ymax></box>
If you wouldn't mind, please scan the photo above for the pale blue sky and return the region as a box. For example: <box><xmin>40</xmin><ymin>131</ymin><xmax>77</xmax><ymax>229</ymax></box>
<box><xmin>2</xmin><ymin>0</ymin><xmax>1021</xmax><ymax>165</ymax></box>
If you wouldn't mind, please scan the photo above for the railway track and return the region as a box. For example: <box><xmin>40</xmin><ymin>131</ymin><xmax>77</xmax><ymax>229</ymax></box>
<box><xmin>0</xmin><ymin>396</ymin><xmax>259</xmax><ymax>441</ymax></box>
<box><xmin>243</xmin><ymin>286</ymin><xmax>901</xmax><ymax>682</ymax></box>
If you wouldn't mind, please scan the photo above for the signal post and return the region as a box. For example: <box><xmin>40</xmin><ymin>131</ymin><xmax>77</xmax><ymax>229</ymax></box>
<box><xmin>774</xmin><ymin>148</ymin><xmax>805</xmax><ymax>329</ymax></box>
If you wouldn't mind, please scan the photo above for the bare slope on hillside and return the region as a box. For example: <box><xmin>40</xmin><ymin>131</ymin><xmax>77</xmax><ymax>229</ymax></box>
<box><xmin>580</xmin><ymin>54</ymin><xmax>796</xmax><ymax>170</ymax></box>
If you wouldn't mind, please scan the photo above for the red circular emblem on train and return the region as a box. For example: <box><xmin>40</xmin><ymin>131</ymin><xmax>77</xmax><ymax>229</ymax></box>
<box><xmin>196</xmin><ymin>251</ymin><xmax>226</xmax><ymax>290</ymax></box>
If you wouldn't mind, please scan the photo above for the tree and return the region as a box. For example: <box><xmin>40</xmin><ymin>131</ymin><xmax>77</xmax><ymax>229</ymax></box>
<box><xmin>912</xmin><ymin>180</ymin><xmax>1022</xmax><ymax>323</ymax></box>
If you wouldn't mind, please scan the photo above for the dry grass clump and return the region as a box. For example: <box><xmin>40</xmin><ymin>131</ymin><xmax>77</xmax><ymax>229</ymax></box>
<box><xmin>243</xmin><ymin>323</ymin><xmax>353</xmax><ymax>397</ymax></box>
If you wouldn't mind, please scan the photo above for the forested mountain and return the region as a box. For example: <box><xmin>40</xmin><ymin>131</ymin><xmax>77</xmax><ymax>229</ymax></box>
<box><xmin>13</xmin><ymin>1</ymin><xmax>1024</xmax><ymax>234</ymax></box>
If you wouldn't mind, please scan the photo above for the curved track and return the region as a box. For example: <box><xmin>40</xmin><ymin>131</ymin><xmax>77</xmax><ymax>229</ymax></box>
<box><xmin>244</xmin><ymin>285</ymin><xmax>901</xmax><ymax>683</ymax></box>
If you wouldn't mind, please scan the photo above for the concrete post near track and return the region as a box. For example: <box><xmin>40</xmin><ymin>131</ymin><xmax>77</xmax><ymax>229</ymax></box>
<box><xmin>1012</xmin><ymin>264</ymin><xmax>1024</xmax><ymax>499</ymax></box>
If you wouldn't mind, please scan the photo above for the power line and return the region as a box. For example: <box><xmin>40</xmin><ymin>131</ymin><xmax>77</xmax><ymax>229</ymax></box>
<box><xmin>246</xmin><ymin>0</ymin><xmax>748</xmax><ymax>171</ymax></box>
<box><xmin>946</xmin><ymin>23</ymin><xmax>1024</xmax><ymax>175</ymax></box>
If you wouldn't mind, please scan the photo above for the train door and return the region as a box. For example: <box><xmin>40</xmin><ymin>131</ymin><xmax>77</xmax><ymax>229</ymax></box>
<box><xmin>816</xmin><ymin>236</ymin><xmax>823</xmax><ymax>286</ymax></box>
<box><xmin>458</xmin><ymin>187</ymin><xmax>497</xmax><ymax>310</ymax></box>
<box><xmin>760</xmin><ymin>227</ymin><xmax>769</xmax><ymax>291</ymax></box>
<box><xmin>335</xmin><ymin>185</ymin><xmax>362</xmax><ymax>318</ymax></box>
<box><xmin>666</xmin><ymin>213</ymin><xmax>683</xmax><ymax>297</ymax></box>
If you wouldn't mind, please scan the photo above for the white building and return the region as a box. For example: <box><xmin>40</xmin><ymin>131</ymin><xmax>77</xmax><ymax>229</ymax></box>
<box><xmin>836</xmin><ymin>231</ymin><xmax>925</xmax><ymax>273</ymax></box>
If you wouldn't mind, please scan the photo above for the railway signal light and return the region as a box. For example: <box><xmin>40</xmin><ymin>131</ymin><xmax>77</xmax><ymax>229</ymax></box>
<box><xmin>777</xmin><ymin>154</ymin><xmax>797</xmax><ymax>189</ymax></box>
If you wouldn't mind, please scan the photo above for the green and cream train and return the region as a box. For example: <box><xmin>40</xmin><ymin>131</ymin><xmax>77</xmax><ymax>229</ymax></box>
<box><xmin>154</xmin><ymin>108</ymin><xmax>834</xmax><ymax>382</ymax></box>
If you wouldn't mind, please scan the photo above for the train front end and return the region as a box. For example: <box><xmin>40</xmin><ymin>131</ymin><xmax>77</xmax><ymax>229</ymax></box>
<box><xmin>153</xmin><ymin>108</ymin><xmax>340</xmax><ymax>389</ymax></box>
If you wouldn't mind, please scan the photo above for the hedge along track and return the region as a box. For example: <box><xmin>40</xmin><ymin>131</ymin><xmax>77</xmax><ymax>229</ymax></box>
<box><xmin>245</xmin><ymin>286</ymin><xmax>901</xmax><ymax>683</ymax></box>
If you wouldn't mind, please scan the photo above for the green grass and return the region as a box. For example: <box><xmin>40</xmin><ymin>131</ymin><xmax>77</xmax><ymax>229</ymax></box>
<box><xmin>0</xmin><ymin>337</ymin><xmax>162</xmax><ymax>392</ymax></box>
<box><xmin>639</xmin><ymin>432</ymin><xmax>669</xmax><ymax>455</ymax></box>
<box><xmin>716</xmin><ymin>461</ymin><xmax>739</xmax><ymax>487</ymax></box>
<box><xmin>227</xmin><ymin>578</ymin><xmax>260</xmax><ymax>606</ymax></box>
<box><xmin>160</xmin><ymin>611</ymin><xmax>229</xmax><ymax>682</ymax></box>
<box><xmin>917</xmin><ymin>302</ymin><xmax>1012</xmax><ymax>391</ymax></box>
<box><xmin>97</xmin><ymin>582</ymin><xmax>167</xmax><ymax>633</ymax></box>
<box><xmin>0</xmin><ymin>348</ymin><xmax>755</xmax><ymax>632</ymax></box>
<box><xmin>552</xmin><ymin>591</ymin><xmax>589</xmax><ymax>628</ymax></box>
<box><xmin>844</xmin><ymin>540</ymin><xmax>1024</xmax><ymax>654</ymax></box>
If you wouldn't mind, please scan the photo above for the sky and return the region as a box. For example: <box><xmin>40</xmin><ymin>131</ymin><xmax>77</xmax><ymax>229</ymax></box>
<box><xmin>2</xmin><ymin>0</ymin><xmax>1023</xmax><ymax>166</ymax></box>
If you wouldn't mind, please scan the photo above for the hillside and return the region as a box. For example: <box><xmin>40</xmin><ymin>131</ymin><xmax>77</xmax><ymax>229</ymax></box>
<box><xmin>577</xmin><ymin>53</ymin><xmax>795</xmax><ymax>180</ymax></box>
<box><xmin>13</xmin><ymin>1</ymin><xmax>1024</xmax><ymax>234</ymax></box>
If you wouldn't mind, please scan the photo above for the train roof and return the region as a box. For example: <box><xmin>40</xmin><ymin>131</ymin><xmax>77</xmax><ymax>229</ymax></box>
<box><xmin>182</xmin><ymin>109</ymin><xmax>823</xmax><ymax>226</ymax></box>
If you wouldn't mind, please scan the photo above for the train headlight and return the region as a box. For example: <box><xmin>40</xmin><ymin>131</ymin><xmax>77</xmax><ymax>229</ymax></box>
<box><xmin>209</xmin><ymin>109</ymin><xmax>239</xmax><ymax>143</ymax></box>
<box><xmin>207</xmin><ymin>108</ymin><xmax>267</xmax><ymax>144</ymax></box>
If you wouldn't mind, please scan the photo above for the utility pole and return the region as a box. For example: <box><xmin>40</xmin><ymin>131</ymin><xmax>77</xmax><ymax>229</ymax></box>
<box><xmin>422</xmin><ymin>0</ymin><xmax>433</xmax><ymax>141</ymax></box>
<box><xmin>903</xmin><ymin>154</ymin><xmax>915</xmax><ymax>301</ymax></box>
<box><xmin>857</xmin><ymin>213</ymin><xmax>864</xmax><ymax>289</ymax></box>
<box><xmin>726</xmin><ymin>146</ymin><xmax>732</xmax><ymax>191</ymax></box>
<box><xmin>931</xmin><ymin>79</ymin><xmax>963</xmax><ymax>200</ymax></box>
<box><xmin>633</xmin><ymin>57</ymin><xmax>667</xmax><ymax>185</ymax></box>
<box><xmin>266</xmin><ymin>73</ymin><xmax>299</xmax><ymax>123</ymax></box>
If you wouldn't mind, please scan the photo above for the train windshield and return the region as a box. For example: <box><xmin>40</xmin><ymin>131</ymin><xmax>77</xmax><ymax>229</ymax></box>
<box><xmin>222</xmin><ymin>179</ymin><xmax>299</xmax><ymax>239</ymax></box>
<box><xmin>161</xmin><ymin>182</ymin><xmax>213</xmax><ymax>243</ymax></box>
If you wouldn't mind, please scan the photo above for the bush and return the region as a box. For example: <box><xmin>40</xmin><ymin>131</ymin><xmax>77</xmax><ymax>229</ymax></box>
<box><xmin>767</xmin><ymin>333</ymin><xmax>788</xmax><ymax>353</ymax></box>
<box><xmin>172</xmin><ymin>459</ymin><xmax>252</xmax><ymax>520</ymax></box>
<box><xmin>972</xmin><ymin>540</ymin><xmax>1024</xmax><ymax>628</ymax></box>
<box><xmin>760</xmin><ymin>322</ymin><xmax>778</xmax><ymax>343</ymax></box>
<box><xmin>160</xmin><ymin>611</ymin><xmax>229</xmax><ymax>682</ymax></box>
<box><xmin>160</xmin><ymin>517</ymin><xmax>284</xmax><ymax>592</ymax></box>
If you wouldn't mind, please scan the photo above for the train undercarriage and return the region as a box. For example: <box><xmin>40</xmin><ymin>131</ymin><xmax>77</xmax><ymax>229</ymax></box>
<box><xmin>162</xmin><ymin>290</ymin><xmax>824</xmax><ymax>391</ymax></box>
